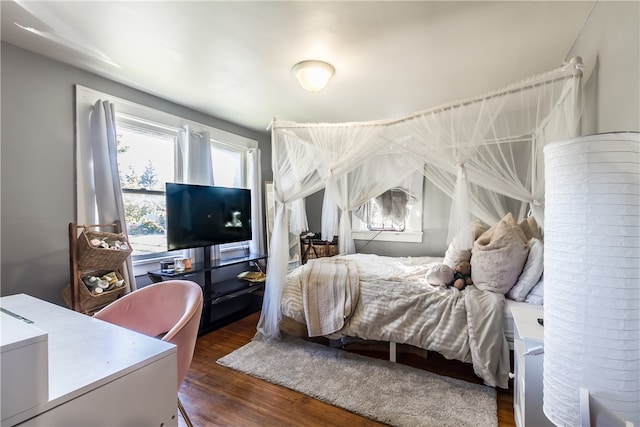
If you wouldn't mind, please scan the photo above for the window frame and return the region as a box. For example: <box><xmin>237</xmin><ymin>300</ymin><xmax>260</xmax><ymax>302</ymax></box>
<box><xmin>350</xmin><ymin>177</ymin><xmax>424</xmax><ymax>243</ymax></box>
<box><xmin>116</xmin><ymin>118</ymin><xmax>178</xmax><ymax>262</ymax></box>
<box><xmin>75</xmin><ymin>85</ymin><xmax>258</xmax><ymax>276</ymax></box>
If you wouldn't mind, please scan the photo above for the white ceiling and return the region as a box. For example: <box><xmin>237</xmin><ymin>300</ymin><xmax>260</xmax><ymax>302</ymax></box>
<box><xmin>1</xmin><ymin>1</ymin><xmax>595</xmax><ymax>133</ymax></box>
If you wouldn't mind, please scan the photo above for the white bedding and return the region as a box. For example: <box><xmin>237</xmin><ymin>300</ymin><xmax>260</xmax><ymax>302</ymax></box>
<box><xmin>281</xmin><ymin>253</ymin><xmax>511</xmax><ymax>388</ymax></box>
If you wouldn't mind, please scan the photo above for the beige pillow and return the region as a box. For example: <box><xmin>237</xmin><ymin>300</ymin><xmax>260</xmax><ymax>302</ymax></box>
<box><xmin>527</xmin><ymin>216</ymin><xmax>543</xmax><ymax>241</ymax></box>
<box><xmin>471</xmin><ymin>213</ymin><xmax>530</xmax><ymax>294</ymax></box>
<box><xmin>518</xmin><ymin>218</ymin><xmax>535</xmax><ymax>240</ymax></box>
<box><xmin>443</xmin><ymin>219</ymin><xmax>487</xmax><ymax>267</ymax></box>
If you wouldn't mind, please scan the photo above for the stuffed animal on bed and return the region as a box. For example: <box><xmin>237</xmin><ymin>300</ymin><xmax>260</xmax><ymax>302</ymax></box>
<box><xmin>451</xmin><ymin>260</ymin><xmax>473</xmax><ymax>290</ymax></box>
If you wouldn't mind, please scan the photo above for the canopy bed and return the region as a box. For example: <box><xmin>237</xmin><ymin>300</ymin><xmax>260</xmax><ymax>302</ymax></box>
<box><xmin>257</xmin><ymin>58</ymin><xmax>584</xmax><ymax>388</ymax></box>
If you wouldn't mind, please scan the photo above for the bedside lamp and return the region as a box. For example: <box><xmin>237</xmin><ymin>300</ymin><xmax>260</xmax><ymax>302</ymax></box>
<box><xmin>543</xmin><ymin>132</ymin><xmax>640</xmax><ymax>426</ymax></box>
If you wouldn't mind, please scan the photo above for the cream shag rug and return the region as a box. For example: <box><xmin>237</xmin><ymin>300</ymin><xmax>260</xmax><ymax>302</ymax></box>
<box><xmin>217</xmin><ymin>334</ymin><xmax>497</xmax><ymax>427</ymax></box>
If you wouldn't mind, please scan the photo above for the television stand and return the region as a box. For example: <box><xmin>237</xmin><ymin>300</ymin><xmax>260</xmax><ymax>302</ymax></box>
<box><xmin>147</xmin><ymin>251</ymin><xmax>267</xmax><ymax>335</ymax></box>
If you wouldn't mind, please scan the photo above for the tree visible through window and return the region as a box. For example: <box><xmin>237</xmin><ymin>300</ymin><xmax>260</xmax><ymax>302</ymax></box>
<box><xmin>116</xmin><ymin>122</ymin><xmax>247</xmax><ymax>260</ymax></box>
<box><xmin>117</xmin><ymin>126</ymin><xmax>175</xmax><ymax>258</ymax></box>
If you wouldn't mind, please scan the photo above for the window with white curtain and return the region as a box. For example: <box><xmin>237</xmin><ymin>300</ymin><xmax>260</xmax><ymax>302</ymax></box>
<box><xmin>366</xmin><ymin>188</ymin><xmax>410</xmax><ymax>231</ymax></box>
<box><xmin>75</xmin><ymin>85</ymin><xmax>260</xmax><ymax>278</ymax></box>
<box><xmin>115</xmin><ymin>115</ymin><xmax>248</xmax><ymax>261</ymax></box>
<box><xmin>351</xmin><ymin>173</ymin><xmax>424</xmax><ymax>242</ymax></box>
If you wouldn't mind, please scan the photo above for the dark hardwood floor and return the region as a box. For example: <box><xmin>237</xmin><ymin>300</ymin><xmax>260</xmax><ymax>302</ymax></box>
<box><xmin>178</xmin><ymin>312</ymin><xmax>516</xmax><ymax>427</ymax></box>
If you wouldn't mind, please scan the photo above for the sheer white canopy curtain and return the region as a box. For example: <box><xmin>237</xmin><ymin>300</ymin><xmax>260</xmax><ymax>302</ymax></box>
<box><xmin>77</xmin><ymin>100</ymin><xmax>136</xmax><ymax>291</ymax></box>
<box><xmin>257</xmin><ymin>59</ymin><xmax>584</xmax><ymax>339</ymax></box>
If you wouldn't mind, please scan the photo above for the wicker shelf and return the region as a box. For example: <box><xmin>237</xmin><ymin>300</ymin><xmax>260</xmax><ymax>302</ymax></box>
<box><xmin>63</xmin><ymin>222</ymin><xmax>131</xmax><ymax>315</ymax></box>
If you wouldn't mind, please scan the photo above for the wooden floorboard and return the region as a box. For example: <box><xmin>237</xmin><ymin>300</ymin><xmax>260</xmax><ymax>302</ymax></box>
<box><xmin>178</xmin><ymin>312</ymin><xmax>516</xmax><ymax>427</ymax></box>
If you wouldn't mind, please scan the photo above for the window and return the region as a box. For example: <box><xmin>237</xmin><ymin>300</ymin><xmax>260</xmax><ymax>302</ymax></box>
<box><xmin>116</xmin><ymin>117</ymin><xmax>247</xmax><ymax>260</ymax></box>
<box><xmin>75</xmin><ymin>85</ymin><xmax>259</xmax><ymax>276</ymax></box>
<box><xmin>366</xmin><ymin>188</ymin><xmax>410</xmax><ymax>231</ymax></box>
<box><xmin>116</xmin><ymin>121</ymin><xmax>176</xmax><ymax>259</ymax></box>
<box><xmin>351</xmin><ymin>174</ymin><xmax>424</xmax><ymax>243</ymax></box>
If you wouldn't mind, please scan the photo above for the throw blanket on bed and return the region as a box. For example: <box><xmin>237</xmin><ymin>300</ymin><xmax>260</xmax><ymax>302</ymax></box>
<box><xmin>282</xmin><ymin>253</ymin><xmax>510</xmax><ymax>388</ymax></box>
<box><xmin>301</xmin><ymin>258</ymin><xmax>359</xmax><ymax>337</ymax></box>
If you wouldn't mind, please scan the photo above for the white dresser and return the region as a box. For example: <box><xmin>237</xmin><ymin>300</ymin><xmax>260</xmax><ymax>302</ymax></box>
<box><xmin>0</xmin><ymin>294</ymin><xmax>178</xmax><ymax>426</ymax></box>
<box><xmin>512</xmin><ymin>305</ymin><xmax>553</xmax><ymax>427</ymax></box>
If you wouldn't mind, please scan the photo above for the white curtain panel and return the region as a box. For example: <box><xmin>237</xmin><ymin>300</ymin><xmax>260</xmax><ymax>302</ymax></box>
<box><xmin>543</xmin><ymin>132</ymin><xmax>640</xmax><ymax>426</ymax></box>
<box><xmin>177</xmin><ymin>125</ymin><xmax>217</xmax><ymax>262</ymax></box>
<box><xmin>78</xmin><ymin>100</ymin><xmax>136</xmax><ymax>291</ymax></box>
<box><xmin>256</xmin><ymin>61</ymin><xmax>584</xmax><ymax>339</ymax></box>
<box><xmin>177</xmin><ymin>125</ymin><xmax>213</xmax><ymax>186</ymax></box>
<box><xmin>248</xmin><ymin>148</ymin><xmax>265</xmax><ymax>255</ymax></box>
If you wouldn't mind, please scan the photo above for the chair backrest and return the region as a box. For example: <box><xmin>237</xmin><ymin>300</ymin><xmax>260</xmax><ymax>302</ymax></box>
<box><xmin>94</xmin><ymin>280</ymin><xmax>203</xmax><ymax>390</ymax></box>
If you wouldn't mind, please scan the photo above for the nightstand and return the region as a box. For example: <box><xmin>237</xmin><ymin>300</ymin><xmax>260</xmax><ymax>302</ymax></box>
<box><xmin>512</xmin><ymin>305</ymin><xmax>553</xmax><ymax>427</ymax></box>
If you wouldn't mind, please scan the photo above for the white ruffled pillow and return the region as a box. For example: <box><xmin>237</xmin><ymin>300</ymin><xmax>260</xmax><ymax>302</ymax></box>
<box><xmin>425</xmin><ymin>263</ymin><xmax>455</xmax><ymax>287</ymax></box>
<box><xmin>471</xmin><ymin>213</ymin><xmax>529</xmax><ymax>294</ymax></box>
<box><xmin>443</xmin><ymin>219</ymin><xmax>487</xmax><ymax>267</ymax></box>
<box><xmin>507</xmin><ymin>238</ymin><xmax>544</xmax><ymax>301</ymax></box>
<box><xmin>525</xmin><ymin>275</ymin><xmax>544</xmax><ymax>305</ymax></box>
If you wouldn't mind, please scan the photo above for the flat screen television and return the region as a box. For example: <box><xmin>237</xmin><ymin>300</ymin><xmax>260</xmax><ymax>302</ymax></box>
<box><xmin>165</xmin><ymin>183</ymin><xmax>252</xmax><ymax>251</ymax></box>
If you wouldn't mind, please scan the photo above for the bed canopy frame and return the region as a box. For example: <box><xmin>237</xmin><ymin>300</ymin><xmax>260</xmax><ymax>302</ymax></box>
<box><xmin>258</xmin><ymin>57</ymin><xmax>584</xmax><ymax>338</ymax></box>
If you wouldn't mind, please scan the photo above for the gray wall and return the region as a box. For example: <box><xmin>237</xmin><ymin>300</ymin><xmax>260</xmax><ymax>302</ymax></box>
<box><xmin>1</xmin><ymin>42</ymin><xmax>272</xmax><ymax>305</ymax></box>
<box><xmin>568</xmin><ymin>1</ymin><xmax>640</xmax><ymax>134</ymax></box>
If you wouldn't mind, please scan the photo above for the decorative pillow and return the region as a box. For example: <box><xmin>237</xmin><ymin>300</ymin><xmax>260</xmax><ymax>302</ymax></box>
<box><xmin>471</xmin><ymin>212</ymin><xmax>530</xmax><ymax>294</ymax></box>
<box><xmin>527</xmin><ymin>216</ymin><xmax>543</xmax><ymax>241</ymax></box>
<box><xmin>443</xmin><ymin>219</ymin><xmax>487</xmax><ymax>267</ymax></box>
<box><xmin>507</xmin><ymin>238</ymin><xmax>544</xmax><ymax>301</ymax></box>
<box><xmin>525</xmin><ymin>275</ymin><xmax>544</xmax><ymax>305</ymax></box>
<box><xmin>518</xmin><ymin>219</ymin><xmax>534</xmax><ymax>240</ymax></box>
<box><xmin>425</xmin><ymin>263</ymin><xmax>455</xmax><ymax>287</ymax></box>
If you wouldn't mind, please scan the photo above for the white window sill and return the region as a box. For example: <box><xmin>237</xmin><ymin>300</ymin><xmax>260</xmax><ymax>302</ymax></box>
<box><xmin>132</xmin><ymin>245</ymin><xmax>252</xmax><ymax>277</ymax></box>
<box><xmin>133</xmin><ymin>256</ymin><xmax>175</xmax><ymax>277</ymax></box>
<box><xmin>351</xmin><ymin>230</ymin><xmax>423</xmax><ymax>243</ymax></box>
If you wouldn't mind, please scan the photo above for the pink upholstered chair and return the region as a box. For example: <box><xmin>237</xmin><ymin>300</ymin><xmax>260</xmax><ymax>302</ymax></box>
<box><xmin>94</xmin><ymin>280</ymin><xmax>203</xmax><ymax>427</ymax></box>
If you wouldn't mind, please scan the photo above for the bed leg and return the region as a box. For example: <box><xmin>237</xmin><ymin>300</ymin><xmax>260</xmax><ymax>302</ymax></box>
<box><xmin>389</xmin><ymin>341</ymin><xmax>397</xmax><ymax>363</ymax></box>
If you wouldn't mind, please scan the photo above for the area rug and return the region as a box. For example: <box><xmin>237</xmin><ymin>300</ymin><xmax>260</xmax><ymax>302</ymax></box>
<box><xmin>217</xmin><ymin>334</ymin><xmax>497</xmax><ymax>427</ymax></box>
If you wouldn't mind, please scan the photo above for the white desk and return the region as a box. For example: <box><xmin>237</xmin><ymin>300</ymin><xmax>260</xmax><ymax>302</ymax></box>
<box><xmin>0</xmin><ymin>294</ymin><xmax>178</xmax><ymax>426</ymax></box>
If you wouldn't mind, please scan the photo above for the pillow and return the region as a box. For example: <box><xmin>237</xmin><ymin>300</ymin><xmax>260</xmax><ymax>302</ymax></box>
<box><xmin>471</xmin><ymin>212</ymin><xmax>530</xmax><ymax>294</ymax></box>
<box><xmin>518</xmin><ymin>218</ymin><xmax>535</xmax><ymax>240</ymax></box>
<box><xmin>524</xmin><ymin>275</ymin><xmax>544</xmax><ymax>305</ymax></box>
<box><xmin>527</xmin><ymin>216</ymin><xmax>543</xmax><ymax>241</ymax></box>
<box><xmin>507</xmin><ymin>238</ymin><xmax>544</xmax><ymax>301</ymax></box>
<box><xmin>443</xmin><ymin>219</ymin><xmax>487</xmax><ymax>267</ymax></box>
<box><xmin>425</xmin><ymin>263</ymin><xmax>455</xmax><ymax>287</ymax></box>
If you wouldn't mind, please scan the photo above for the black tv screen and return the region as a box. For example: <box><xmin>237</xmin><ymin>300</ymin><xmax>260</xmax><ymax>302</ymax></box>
<box><xmin>165</xmin><ymin>183</ymin><xmax>252</xmax><ymax>251</ymax></box>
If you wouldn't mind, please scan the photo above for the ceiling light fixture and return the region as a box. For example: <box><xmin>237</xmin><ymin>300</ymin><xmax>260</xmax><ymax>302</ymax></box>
<box><xmin>292</xmin><ymin>60</ymin><xmax>335</xmax><ymax>93</ymax></box>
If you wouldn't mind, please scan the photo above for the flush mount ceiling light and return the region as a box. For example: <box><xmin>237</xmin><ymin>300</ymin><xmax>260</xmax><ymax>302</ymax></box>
<box><xmin>292</xmin><ymin>60</ymin><xmax>335</xmax><ymax>93</ymax></box>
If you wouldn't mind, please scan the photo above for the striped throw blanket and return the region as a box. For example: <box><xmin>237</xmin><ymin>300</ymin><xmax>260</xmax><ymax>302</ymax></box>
<box><xmin>301</xmin><ymin>258</ymin><xmax>359</xmax><ymax>337</ymax></box>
